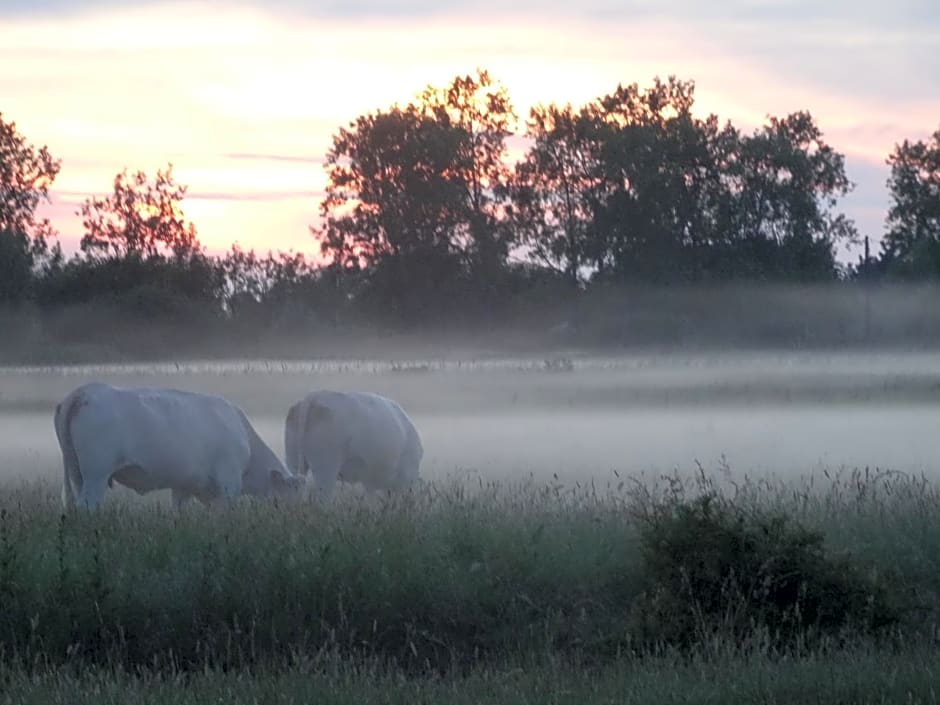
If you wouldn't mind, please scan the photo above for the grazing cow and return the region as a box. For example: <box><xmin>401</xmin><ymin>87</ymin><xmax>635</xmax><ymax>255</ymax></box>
<box><xmin>53</xmin><ymin>382</ymin><xmax>304</xmax><ymax>510</ymax></box>
<box><xmin>284</xmin><ymin>390</ymin><xmax>423</xmax><ymax>501</ymax></box>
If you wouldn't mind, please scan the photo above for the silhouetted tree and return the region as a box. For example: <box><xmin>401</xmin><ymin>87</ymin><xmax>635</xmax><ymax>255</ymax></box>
<box><xmin>219</xmin><ymin>244</ymin><xmax>330</xmax><ymax>327</ymax></box>
<box><xmin>417</xmin><ymin>69</ymin><xmax>517</xmax><ymax>274</ymax></box>
<box><xmin>0</xmin><ymin>112</ymin><xmax>60</xmax><ymax>240</ymax></box>
<box><xmin>0</xmin><ymin>113</ymin><xmax>62</xmax><ymax>302</ymax></box>
<box><xmin>43</xmin><ymin>165</ymin><xmax>223</xmax><ymax>317</ymax></box>
<box><xmin>718</xmin><ymin>111</ymin><xmax>857</xmax><ymax>280</ymax></box>
<box><xmin>879</xmin><ymin>127</ymin><xmax>940</xmax><ymax>277</ymax></box>
<box><xmin>512</xmin><ymin>103</ymin><xmax>603</xmax><ymax>284</ymax></box>
<box><xmin>319</xmin><ymin>103</ymin><xmax>472</xmax><ymax>323</ymax></box>
<box><xmin>79</xmin><ymin>164</ymin><xmax>200</xmax><ymax>260</ymax></box>
<box><xmin>589</xmin><ymin>77</ymin><xmax>728</xmax><ymax>282</ymax></box>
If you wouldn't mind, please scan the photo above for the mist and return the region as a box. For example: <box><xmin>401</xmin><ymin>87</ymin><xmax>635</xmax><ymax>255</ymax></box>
<box><xmin>4</xmin><ymin>318</ymin><xmax>940</xmax><ymax>503</ymax></box>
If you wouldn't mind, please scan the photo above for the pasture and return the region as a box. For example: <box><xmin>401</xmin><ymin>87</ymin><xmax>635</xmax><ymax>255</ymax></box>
<box><xmin>2</xmin><ymin>350</ymin><xmax>940</xmax><ymax>702</ymax></box>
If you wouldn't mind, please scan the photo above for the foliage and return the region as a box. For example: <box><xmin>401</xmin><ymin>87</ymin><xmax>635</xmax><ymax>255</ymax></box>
<box><xmin>316</xmin><ymin>71</ymin><xmax>519</xmax><ymax>322</ymax></box>
<box><xmin>0</xmin><ymin>112</ymin><xmax>61</xmax><ymax>240</ymax></box>
<box><xmin>78</xmin><ymin>164</ymin><xmax>200</xmax><ymax>261</ymax></box>
<box><xmin>1</xmin><ymin>73</ymin><xmax>939</xmax><ymax>331</ymax></box>
<box><xmin>0</xmin><ymin>471</ymin><xmax>927</xmax><ymax>676</ymax></box>
<box><xmin>880</xmin><ymin>127</ymin><xmax>940</xmax><ymax>277</ymax></box>
<box><xmin>631</xmin><ymin>480</ymin><xmax>898</xmax><ymax>649</ymax></box>
<box><xmin>5</xmin><ymin>642</ymin><xmax>940</xmax><ymax>704</ymax></box>
<box><xmin>0</xmin><ymin>227</ymin><xmax>62</xmax><ymax>303</ymax></box>
<box><xmin>511</xmin><ymin>102</ymin><xmax>602</xmax><ymax>284</ymax></box>
<box><xmin>416</xmin><ymin>69</ymin><xmax>517</xmax><ymax>274</ymax></box>
<box><xmin>0</xmin><ymin>114</ymin><xmax>63</xmax><ymax>303</ymax></box>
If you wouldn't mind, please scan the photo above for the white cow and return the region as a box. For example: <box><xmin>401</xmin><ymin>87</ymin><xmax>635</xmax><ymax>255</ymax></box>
<box><xmin>53</xmin><ymin>382</ymin><xmax>304</xmax><ymax>510</ymax></box>
<box><xmin>284</xmin><ymin>390</ymin><xmax>423</xmax><ymax>501</ymax></box>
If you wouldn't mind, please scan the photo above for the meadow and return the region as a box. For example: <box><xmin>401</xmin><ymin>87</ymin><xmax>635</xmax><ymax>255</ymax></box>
<box><xmin>2</xmin><ymin>350</ymin><xmax>940</xmax><ymax>702</ymax></box>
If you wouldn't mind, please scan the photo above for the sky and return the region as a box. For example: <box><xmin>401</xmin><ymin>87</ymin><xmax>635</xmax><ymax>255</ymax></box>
<box><xmin>2</xmin><ymin>0</ymin><xmax>938</xmax><ymax>263</ymax></box>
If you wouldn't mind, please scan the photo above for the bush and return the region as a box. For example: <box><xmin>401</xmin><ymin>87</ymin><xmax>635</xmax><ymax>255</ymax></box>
<box><xmin>632</xmin><ymin>483</ymin><xmax>900</xmax><ymax>650</ymax></box>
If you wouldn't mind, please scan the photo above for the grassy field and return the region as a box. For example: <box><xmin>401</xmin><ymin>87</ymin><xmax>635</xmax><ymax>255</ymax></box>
<box><xmin>3</xmin><ymin>644</ymin><xmax>940</xmax><ymax>704</ymax></box>
<box><xmin>2</xmin><ymin>468</ymin><xmax>940</xmax><ymax>702</ymax></box>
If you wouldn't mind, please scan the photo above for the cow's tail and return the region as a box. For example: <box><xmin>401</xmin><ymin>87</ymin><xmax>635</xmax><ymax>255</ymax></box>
<box><xmin>55</xmin><ymin>391</ymin><xmax>86</xmax><ymax>510</ymax></box>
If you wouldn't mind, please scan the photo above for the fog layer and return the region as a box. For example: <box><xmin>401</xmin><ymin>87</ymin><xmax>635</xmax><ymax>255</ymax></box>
<box><xmin>2</xmin><ymin>350</ymin><xmax>938</xmax><ymax>500</ymax></box>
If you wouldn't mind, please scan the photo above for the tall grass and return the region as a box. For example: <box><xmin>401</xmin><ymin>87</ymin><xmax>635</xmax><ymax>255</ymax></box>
<box><xmin>3</xmin><ymin>641</ymin><xmax>940</xmax><ymax>705</ymax></box>
<box><xmin>0</xmin><ymin>467</ymin><xmax>937</xmax><ymax>680</ymax></box>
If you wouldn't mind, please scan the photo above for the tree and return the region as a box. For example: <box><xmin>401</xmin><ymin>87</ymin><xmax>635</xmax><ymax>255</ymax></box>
<box><xmin>0</xmin><ymin>112</ymin><xmax>60</xmax><ymax>240</ymax></box>
<box><xmin>720</xmin><ymin>111</ymin><xmax>857</xmax><ymax>280</ymax></box>
<box><xmin>511</xmin><ymin>102</ymin><xmax>603</xmax><ymax>285</ymax></box>
<box><xmin>0</xmin><ymin>113</ymin><xmax>62</xmax><ymax>302</ymax></box>
<box><xmin>417</xmin><ymin>69</ymin><xmax>517</xmax><ymax>273</ymax></box>
<box><xmin>590</xmin><ymin>77</ymin><xmax>725</xmax><ymax>282</ymax></box>
<box><xmin>79</xmin><ymin>164</ymin><xmax>200</xmax><ymax>260</ymax></box>
<box><xmin>0</xmin><ymin>228</ymin><xmax>63</xmax><ymax>303</ymax></box>
<box><xmin>317</xmin><ymin>105</ymin><xmax>464</xmax><ymax>270</ymax></box>
<box><xmin>219</xmin><ymin>244</ymin><xmax>327</xmax><ymax>326</ymax></box>
<box><xmin>316</xmin><ymin>70</ymin><xmax>518</xmax><ymax>323</ymax></box>
<box><xmin>880</xmin><ymin>127</ymin><xmax>940</xmax><ymax>276</ymax></box>
<box><xmin>52</xmin><ymin>165</ymin><xmax>222</xmax><ymax>316</ymax></box>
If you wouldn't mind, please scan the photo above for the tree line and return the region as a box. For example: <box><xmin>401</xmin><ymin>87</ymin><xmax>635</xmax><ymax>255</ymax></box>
<box><xmin>1</xmin><ymin>69</ymin><xmax>939</xmax><ymax>335</ymax></box>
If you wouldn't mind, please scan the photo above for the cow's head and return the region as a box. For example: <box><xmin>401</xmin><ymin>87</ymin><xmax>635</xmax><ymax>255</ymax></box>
<box><xmin>269</xmin><ymin>467</ymin><xmax>306</xmax><ymax>496</ymax></box>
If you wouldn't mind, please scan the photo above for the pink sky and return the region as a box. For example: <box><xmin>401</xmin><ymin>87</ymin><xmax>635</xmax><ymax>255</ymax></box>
<box><xmin>3</xmin><ymin>1</ymin><xmax>938</xmax><ymax>262</ymax></box>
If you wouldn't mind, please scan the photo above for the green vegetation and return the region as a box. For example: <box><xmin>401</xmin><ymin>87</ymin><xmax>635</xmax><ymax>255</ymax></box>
<box><xmin>3</xmin><ymin>644</ymin><xmax>940</xmax><ymax>705</ymax></box>
<box><xmin>1</xmin><ymin>468</ymin><xmax>938</xmax><ymax>700</ymax></box>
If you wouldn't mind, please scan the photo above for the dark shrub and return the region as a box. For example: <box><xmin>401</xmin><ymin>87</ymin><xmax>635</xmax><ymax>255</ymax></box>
<box><xmin>632</xmin><ymin>491</ymin><xmax>899</xmax><ymax>650</ymax></box>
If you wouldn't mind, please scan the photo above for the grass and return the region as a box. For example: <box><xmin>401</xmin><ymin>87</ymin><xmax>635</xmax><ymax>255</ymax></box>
<box><xmin>3</xmin><ymin>642</ymin><xmax>940</xmax><ymax>704</ymax></box>
<box><xmin>1</xmin><ymin>468</ymin><xmax>939</xmax><ymax>701</ymax></box>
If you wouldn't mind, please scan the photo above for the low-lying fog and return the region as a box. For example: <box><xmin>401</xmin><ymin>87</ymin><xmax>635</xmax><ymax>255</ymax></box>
<box><xmin>3</xmin><ymin>350</ymin><xmax>940</xmax><ymax>498</ymax></box>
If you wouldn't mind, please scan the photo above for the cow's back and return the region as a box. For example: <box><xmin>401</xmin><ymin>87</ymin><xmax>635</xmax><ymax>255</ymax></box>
<box><xmin>70</xmin><ymin>383</ymin><xmax>251</xmax><ymax>493</ymax></box>
<box><xmin>308</xmin><ymin>390</ymin><xmax>412</xmax><ymax>466</ymax></box>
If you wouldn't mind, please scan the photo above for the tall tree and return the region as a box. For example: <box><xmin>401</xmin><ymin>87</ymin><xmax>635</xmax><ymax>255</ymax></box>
<box><xmin>316</xmin><ymin>103</ymin><xmax>469</xmax><ymax>322</ymax></box>
<box><xmin>416</xmin><ymin>69</ymin><xmax>517</xmax><ymax>272</ymax></box>
<box><xmin>587</xmin><ymin>77</ymin><xmax>722</xmax><ymax>281</ymax></box>
<box><xmin>316</xmin><ymin>70</ymin><xmax>518</xmax><ymax>322</ymax></box>
<box><xmin>79</xmin><ymin>164</ymin><xmax>200</xmax><ymax>260</ymax></box>
<box><xmin>511</xmin><ymin>102</ymin><xmax>603</xmax><ymax>284</ymax></box>
<box><xmin>0</xmin><ymin>112</ymin><xmax>60</xmax><ymax>240</ymax></box>
<box><xmin>722</xmin><ymin>111</ymin><xmax>857</xmax><ymax>279</ymax></box>
<box><xmin>0</xmin><ymin>113</ymin><xmax>62</xmax><ymax>302</ymax></box>
<box><xmin>317</xmin><ymin>105</ymin><xmax>463</xmax><ymax>269</ymax></box>
<box><xmin>880</xmin><ymin>127</ymin><xmax>940</xmax><ymax>276</ymax></box>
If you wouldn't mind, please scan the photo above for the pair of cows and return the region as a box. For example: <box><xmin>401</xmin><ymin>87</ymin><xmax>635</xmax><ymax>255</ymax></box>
<box><xmin>52</xmin><ymin>382</ymin><xmax>424</xmax><ymax>510</ymax></box>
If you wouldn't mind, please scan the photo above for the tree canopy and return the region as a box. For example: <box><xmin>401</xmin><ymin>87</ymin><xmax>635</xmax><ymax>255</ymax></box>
<box><xmin>880</xmin><ymin>127</ymin><xmax>940</xmax><ymax>277</ymax></box>
<box><xmin>1</xmin><ymin>71</ymin><xmax>938</xmax><ymax>340</ymax></box>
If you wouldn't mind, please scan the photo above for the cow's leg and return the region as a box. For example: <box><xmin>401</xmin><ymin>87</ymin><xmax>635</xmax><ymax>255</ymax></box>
<box><xmin>75</xmin><ymin>474</ymin><xmax>110</xmax><ymax>510</ymax></box>
<box><xmin>392</xmin><ymin>442</ymin><xmax>422</xmax><ymax>492</ymax></box>
<box><xmin>69</xmin><ymin>444</ymin><xmax>114</xmax><ymax>510</ymax></box>
<box><xmin>207</xmin><ymin>461</ymin><xmax>243</xmax><ymax>508</ymax></box>
<box><xmin>309</xmin><ymin>450</ymin><xmax>342</xmax><ymax>504</ymax></box>
<box><xmin>60</xmin><ymin>459</ymin><xmax>77</xmax><ymax>511</ymax></box>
